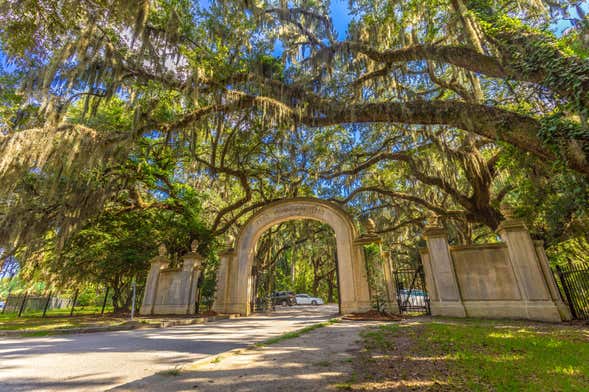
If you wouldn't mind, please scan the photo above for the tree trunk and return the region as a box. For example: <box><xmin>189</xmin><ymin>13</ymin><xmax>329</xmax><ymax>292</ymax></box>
<box><xmin>111</xmin><ymin>279</ymin><xmax>131</xmax><ymax>314</ymax></box>
<box><xmin>327</xmin><ymin>270</ymin><xmax>335</xmax><ymax>304</ymax></box>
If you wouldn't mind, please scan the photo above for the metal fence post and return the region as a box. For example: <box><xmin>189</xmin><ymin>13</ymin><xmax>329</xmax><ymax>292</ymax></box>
<box><xmin>555</xmin><ymin>265</ymin><xmax>578</xmax><ymax>320</ymax></box>
<box><xmin>70</xmin><ymin>289</ymin><xmax>79</xmax><ymax>317</ymax></box>
<box><xmin>1</xmin><ymin>288</ymin><xmax>11</xmax><ymax>314</ymax></box>
<box><xmin>101</xmin><ymin>287</ymin><xmax>110</xmax><ymax>315</ymax></box>
<box><xmin>130</xmin><ymin>278</ymin><xmax>136</xmax><ymax>321</ymax></box>
<box><xmin>42</xmin><ymin>291</ymin><xmax>53</xmax><ymax>318</ymax></box>
<box><xmin>18</xmin><ymin>292</ymin><xmax>28</xmax><ymax>317</ymax></box>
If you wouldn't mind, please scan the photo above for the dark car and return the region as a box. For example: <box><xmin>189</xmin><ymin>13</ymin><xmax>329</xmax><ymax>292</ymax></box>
<box><xmin>271</xmin><ymin>291</ymin><xmax>295</xmax><ymax>306</ymax></box>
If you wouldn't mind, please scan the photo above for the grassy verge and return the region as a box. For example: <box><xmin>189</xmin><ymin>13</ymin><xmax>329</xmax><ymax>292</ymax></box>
<box><xmin>348</xmin><ymin>318</ymin><xmax>589</xmax><ymax>391</ymax></box>
<box><xmin>255</xmin><ymin>318</ymin><xmax>340</xmax><ymax>347</ymax></box>
<box><xmin>0</xmin><ymin>311</ymin><xmax>125</xmax><ymax>332</ymax></box>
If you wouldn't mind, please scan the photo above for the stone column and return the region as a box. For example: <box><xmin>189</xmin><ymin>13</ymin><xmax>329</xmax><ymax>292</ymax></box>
<box><xmin>181</xmin><ymin>240</ymin><xmax>203</xmax><ymax>315</ymax></box>
<box><xmin>381</xmin><ymin>256</ymin><xmax>400</xmax><ymax>314</ymax></box>
<box><xmin>140</xmin><ymin>244</ymin><xmax>169</xmax><ymax>315</ymax></box>
<box><xmin>423</xmin><ymin>222</ymin><xmax>466</xmax><ymax>317</ymax></box>
<box><xmin>354</xmin><ymin>219</ymin><xmax>399</xmax><ymax>314</ymax></box>
<box><xmin>497</xmin><ymin>208</ymin><xmax>564</xmax><ymax>322</ymax></box>
<box><xmin>534</xmin><ymin>241</ymin><xmax>572</xmax><ymax>320</ymax></box>
<box><xmin>212</xmin><ymin>235</ymin><xmax>234</xmax><ymax>314</ymax></box>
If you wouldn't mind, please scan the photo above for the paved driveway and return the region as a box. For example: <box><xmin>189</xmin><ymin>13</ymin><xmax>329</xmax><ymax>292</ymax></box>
<box><xmin>0</xmin><ymin>305</ymin><xmax>339</xmax><ymax>391</ymax></box>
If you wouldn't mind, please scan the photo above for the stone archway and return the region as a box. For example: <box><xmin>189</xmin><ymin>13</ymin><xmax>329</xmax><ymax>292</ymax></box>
<box><xmin>212</xmin><ymin>198</ymin><xmax>372</xmax><ymax>316</ymax></box>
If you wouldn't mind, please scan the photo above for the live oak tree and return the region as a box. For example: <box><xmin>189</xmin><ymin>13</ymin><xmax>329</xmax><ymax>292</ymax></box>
<box><xmin>0</xmin><ymin>0</ymin><xmax>588</xmax><ymax>271</ymax></box>
<box><xmin>253</xmin><ymin>221</ymin><xmax>338</xmax><ymax>303</ymax></box>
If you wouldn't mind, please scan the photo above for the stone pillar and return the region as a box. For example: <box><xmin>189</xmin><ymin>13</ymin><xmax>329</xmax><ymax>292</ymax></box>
<box><xmin>497</xmin><ymin>209</ymin><xmax>564</xmax><ymax>322</ymax></box>
<box><xmin>423</xmin><ymin>222</ymin><xmax>466</xmax><ymax>317</ymax></box>
<box><xmin>140</xmin><ymin>244</ymin><xmax>169</xmax><ymax>315</ymax></box>
<box><xmin>354</xmin><ymin>219</ymin><xmax>399</xmax><ymax>314</ymax></box>
<box><xmin>534</xmin><ymin>241</ymin><xmax>572</xmax><ymax>321</ymax></box>
<box><xmin>381</xmin><ymin>255</ymin><xmax>400</xmax><ymax>314</ymax></box>
<box><xmin>181</xmin><ymin>240</ymin><xmax>203</xmax><ymax>315</ymax></box>
<box><xmin>212</xmin><ymin>235</ymin><xmax>234</xmax><ymax>314</ymax></box>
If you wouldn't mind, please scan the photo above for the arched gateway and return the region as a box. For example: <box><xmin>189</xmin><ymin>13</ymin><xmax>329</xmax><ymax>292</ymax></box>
<box><xmin>212</xmin><ymin>198</ymin><xmax>372</xmax><ymax>316</ymax></box>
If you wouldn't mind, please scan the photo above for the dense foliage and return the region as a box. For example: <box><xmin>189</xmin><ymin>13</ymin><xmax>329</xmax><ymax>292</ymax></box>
<box><xmin>0</xmin><ymin>0</ymin><xmax>588</xmax><ymax>295</ymax></box>
<box><xmin>253</xmin><ymin>221</ymin><xmax>339</xmax><ymax>303</ymax></box>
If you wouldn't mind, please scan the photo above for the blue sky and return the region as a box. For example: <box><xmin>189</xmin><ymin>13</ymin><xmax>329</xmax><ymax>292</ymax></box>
<box><xmin>0</xmin><ymin>1</ymin><xmax>586</xmax><ymax>71</ymax></box>
<box><xmin>329</xmin><ymin>0</ymin><xmax>353</xmax><ymax>40</ymax></box>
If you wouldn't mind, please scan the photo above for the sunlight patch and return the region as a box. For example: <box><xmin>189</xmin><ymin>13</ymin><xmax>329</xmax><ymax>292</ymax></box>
<box><xmin>551</xmin><ymin>365</ymin><xmax>580</xmax><ymax>376</ymax></box>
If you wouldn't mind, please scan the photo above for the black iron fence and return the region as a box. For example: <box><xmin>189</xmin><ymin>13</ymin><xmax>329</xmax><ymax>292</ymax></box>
<box><xmin>554</xmin><ymin>264</ymin><xmax>589</xmax><ymax>320</ymax></box>
<box><xmin>393</xmin><ymin>266</ymin><xmax>430</xmax><ymax>315</ymax></box>
<box><xmin>1</xmin><ymin>287</ymin><xmax>113</xmax><ymax>318</ymax></box>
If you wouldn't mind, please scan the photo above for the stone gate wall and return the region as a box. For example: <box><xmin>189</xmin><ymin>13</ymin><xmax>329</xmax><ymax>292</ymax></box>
<box><xmin>419</xmin><ymin>216</ymin><xmax>571</xmax><ymax>322</ymax></box>
<box><xmin>140</xmin><ymin>245</ymin><xmax>202</xmax><ymax>316</ymax></box>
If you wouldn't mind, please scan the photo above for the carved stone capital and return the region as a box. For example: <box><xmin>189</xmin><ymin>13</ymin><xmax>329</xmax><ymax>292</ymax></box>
<box><xmin>354</xmin><ymin>233</ymin><xmax>381</xmax><ymax>246</ymax></box>
<box><xmin>220</xmin><ymin>248</ymin><xmax>235</xmax><ymax>256</ymax></box>
<box><xmin>423</xmin><ymin>225</ymin><xmax>448</xmax><ymax>239</ymax></box>
<box><xmin>496</xmin><ymin>218</ymin><xmax>528</xmax><ymax>234</ymax></box>
<box><xmin>149</xmin><ymin>255</ymin><xmax>169</xmax><ymax>267</ymax></box>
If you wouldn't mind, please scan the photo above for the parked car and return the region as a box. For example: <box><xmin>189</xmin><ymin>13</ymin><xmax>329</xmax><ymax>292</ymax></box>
<box><xmin>271</xmin><ymin>291</ymin><xmax>295</xmax><ymax>306</ymax></box>
<box><xmin>0</xmin><ymin>300</ymin><xmax>4</xmax><ymax>310</ymax></box>
<box><xmin>294</xmin><ymin>293</ymin><xmax>324</xmax><ymax>305</ymax></box>
<box><xmin>398</xmin><ymin>289</ymin><xmax>428</xmax><ymax>307</ymax></box>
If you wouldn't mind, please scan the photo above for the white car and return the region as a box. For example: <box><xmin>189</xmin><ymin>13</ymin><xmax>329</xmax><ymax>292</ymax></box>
<box><xmin>294</xmin><ymin>294</ymin><xmax>324</xmax><ymax>305</ymax></box>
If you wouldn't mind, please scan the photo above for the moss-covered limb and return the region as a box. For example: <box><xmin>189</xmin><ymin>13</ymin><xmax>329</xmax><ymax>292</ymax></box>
<box><xmin>315</xmin><ymin>42</ymin><xmax>508</xmax><ymax>80</ymax></box>
<box><xmin>304</xmin><ymin>100</ymin><xmax>542</xmax><ymax>153</ymax></box>
<box><xmin>486</xmin><ymin>20</ymin><xmax>589</xmax><ymax>112</ymax></box>
<box><xmin>458</xmin><ymin>1</ymin><xmax>589</xmax><ymax>115</ymax></box>
<box><xmin>539</xmin><ymin>114</ymin><xmax>589</xmax><ymax>169</ymax></box>
<box><xmin>301</xmin><ymin>100</ymin><xmax>589</xmax><ymax>176</ymax></box>
<box><xmin>324</xmin><ymin>35</ymin><xmax>589</xmax><ymax>112</ymax></box>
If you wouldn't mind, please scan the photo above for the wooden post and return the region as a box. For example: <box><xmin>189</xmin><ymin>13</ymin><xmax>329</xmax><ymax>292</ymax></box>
<box><xmin>70</xmin><ymin>289</ymin><xmax>79</xmax><ymax>317</ymax></box>
<box><xmin>101</xmin><ymin>287</ymin><xmax>109</xmax><ymax>315</ymax></box>
<box><xmin>42</xmin><ymin>291</ymin><xmax>53</xmax><ymax>318</ymax></box>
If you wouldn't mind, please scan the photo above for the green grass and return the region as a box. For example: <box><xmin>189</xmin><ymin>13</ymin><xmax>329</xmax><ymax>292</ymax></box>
<box><xmin>0</xmin><ymin>309</ymin><xmax>125</xmax><ymax>332</ymax></box>
<box><xmin>358</xmin><ymin>318</ymin><xmax>589</xmax><ymax>391</ymax></box>
<box><xmin>420</xmin><ymin>320</ymin><xmax>589</xmax><ymax>391</ymax></box>
<box><xmin>255</xmin><ymin>318</ymin><xmax>340</xmax><ymax>347</ymax></box>
<box><xmin>360</xmin><ymin>324</ymin><xmax>400</xmax><ymax>350</ymax></box>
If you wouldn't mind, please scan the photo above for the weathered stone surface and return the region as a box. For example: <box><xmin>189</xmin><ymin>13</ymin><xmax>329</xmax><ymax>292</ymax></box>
<box><xmin>140</xmin><ymin>250</ymin><xmax>203</xmax><ymax>316</ymax></box>
<box><xmin>214</xmin><ymin>198</ymin><xmax>375</xmax><ymax>316</ymax></box>
<box><xmin>139</xmin><ymin>255</ymin><xmax>168</xmax><ymax>316</ymax></box>
<box><xmin>451</xmin><ymin>244</ymin><xmax>520</xmax><ymax>301</ymax></box>
<box><xmin>423</xmin><ymin>225</ymin><xmax>466</xmax><ymax>317</ymax></box>
<box><xmin>421</xmin><ymin>218</ymin><xmax>570</xmax><ymax>322</ymax></box>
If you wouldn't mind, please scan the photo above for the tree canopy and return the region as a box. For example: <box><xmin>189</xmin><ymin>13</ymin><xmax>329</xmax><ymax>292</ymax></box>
<box><xmin>0</xmin><ymin>0</ymin><xmax>588</xmax><ymax>277</ymax></box>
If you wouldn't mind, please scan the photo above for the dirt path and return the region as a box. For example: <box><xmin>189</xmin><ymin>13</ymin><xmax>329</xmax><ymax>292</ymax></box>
<box><xmin>114</xmin><ymin>320</ymin><xmax>383</xmax><ymax>391</ymax></box>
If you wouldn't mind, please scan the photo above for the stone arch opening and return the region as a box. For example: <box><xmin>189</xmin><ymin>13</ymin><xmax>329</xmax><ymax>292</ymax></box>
<box><xmin>250</xmin><ymin>220</ymin><xmax>338</xmax><ymax>311</ymax></box>
<box><xmin>212</xmin><ymin>198</ymin><xmax>372</xmax><ymax>316</ymax></box>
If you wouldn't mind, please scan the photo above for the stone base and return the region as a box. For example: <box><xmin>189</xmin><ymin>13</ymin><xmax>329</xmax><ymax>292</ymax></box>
<box><xmin>139</xmin><ymin>305</ymin><xmax>153</xmax><ymax>316</ymax></box>
<box><xmin>432</xmin><ymin>300</ymin><xmax>565</xmax><ymax>322</ymax></box>
<box><xmin>555</xmin><ymin>301</ymin><xmax>573</xmax><ymax>321</ymax></box>
<box><xmin>380</xmin><ymin>300</ymin><xmax>400</xmax><ymax>314</ymax></box>
<box><xmin>152</xmin><ymin>304</ymin><xmax>192</xmax><ymax>315</ymax></box>
<box><xmin>211</xmin><ymin>302</ymin><xmax>227</xmax><ymax>315</ymax></box>
<box><xmin>520</xmin><ymin>301</ymin><xmax>565</xmax><ymax>322</ymax></box>
<box><xmin>340</xmin><ymin>300</ymin><xmax>372</xmax><ymax>315</ymax></box>
<box><xmin>430</xmin><ymin>301</ymin><xmax>467</xmax><ymax>318</ymax></box>
<box><xmin>223</xmin><ymin>302</ymin><xmax>249</xmax><ymax>316</ymax></box>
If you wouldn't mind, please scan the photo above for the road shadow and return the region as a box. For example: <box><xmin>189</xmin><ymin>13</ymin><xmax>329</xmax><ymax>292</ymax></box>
<box><xmin>109</xmin><ymin>321</ymin><xmax>376</xmax><ymax>392</ymax></box>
